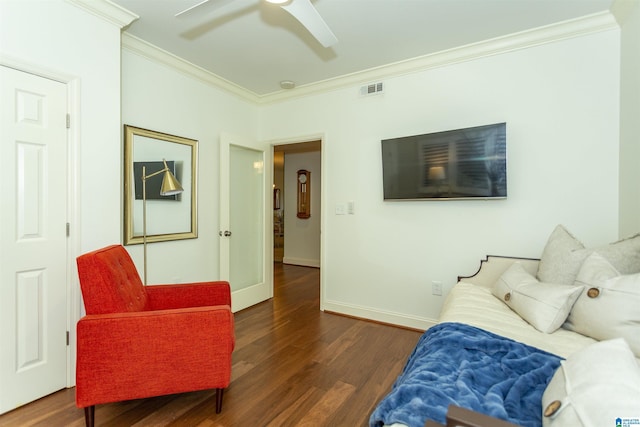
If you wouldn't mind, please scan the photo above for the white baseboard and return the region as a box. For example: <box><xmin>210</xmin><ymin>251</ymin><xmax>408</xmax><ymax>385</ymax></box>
<box><xmin>231</xmin><ymin>283</ymin><xmax>272</xmax><ymax>313</ymax></box>
<box><xmin>282</xmin><ymin>256</ymin><xmax>320</xmax><ymax>268</ymax></box>
<box><xmin>321</xmin><ymin>299</ymin><xmax>437</xmax><ymax>331</ymax></box>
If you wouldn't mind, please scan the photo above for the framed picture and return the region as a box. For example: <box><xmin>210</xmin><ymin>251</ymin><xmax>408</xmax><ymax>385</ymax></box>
<box><xmin>123</xmin><ymin>125</ymin><xmax>198</xmax><ymax>245</ymax></box>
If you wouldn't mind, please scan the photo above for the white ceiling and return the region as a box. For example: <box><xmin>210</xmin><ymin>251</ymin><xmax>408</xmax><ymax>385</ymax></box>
<box><xmin>112</xmin><ymin>0</ymin><xmax>615</xmax><ymax>96</ymax></box>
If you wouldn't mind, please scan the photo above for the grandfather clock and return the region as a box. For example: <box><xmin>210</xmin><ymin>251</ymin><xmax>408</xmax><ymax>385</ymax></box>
<box><xmin>296</xmin><ymin>169</ymin><xmax>311</xmax><ymax>219</ymax></box>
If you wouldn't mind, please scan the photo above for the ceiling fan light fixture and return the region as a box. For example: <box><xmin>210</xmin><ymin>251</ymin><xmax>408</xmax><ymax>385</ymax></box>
<box><xmin>176</xmin><ymin>0</ymin><xmax>337</xmax><ymax>48</ymax></box>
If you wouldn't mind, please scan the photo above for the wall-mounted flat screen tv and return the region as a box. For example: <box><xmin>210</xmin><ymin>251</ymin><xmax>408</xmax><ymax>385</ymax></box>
<box><xmin>381</xmin><ymin>123</ymin><xmax>507</xmax><ymax>201</ymax></box>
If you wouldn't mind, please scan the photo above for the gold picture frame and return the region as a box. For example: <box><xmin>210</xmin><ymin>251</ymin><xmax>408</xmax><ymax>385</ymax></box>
<box><xmin>123</xmin><ymin>125</ymin><xmax>198</xmax><ymax>245</ymax></box>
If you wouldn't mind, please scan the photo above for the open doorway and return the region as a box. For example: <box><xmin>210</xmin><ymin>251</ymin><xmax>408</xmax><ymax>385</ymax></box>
<box><xmin>273</xmin><ymin>140</ymin><xmax>321</xmax><ymax>267</ymax></box>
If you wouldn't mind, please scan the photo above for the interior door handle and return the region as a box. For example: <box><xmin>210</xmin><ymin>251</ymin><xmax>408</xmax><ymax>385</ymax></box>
<box><xmin>219</xmin><ymin>230</ymin><xmax>232</xmax><ymax>237</ymax></box>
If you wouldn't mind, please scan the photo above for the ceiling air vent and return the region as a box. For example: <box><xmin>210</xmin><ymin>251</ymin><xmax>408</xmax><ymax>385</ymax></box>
<box><xmin>360</xmin><ymin>82</ymin><xmax>384</xmax><ymax>96</ymax></box>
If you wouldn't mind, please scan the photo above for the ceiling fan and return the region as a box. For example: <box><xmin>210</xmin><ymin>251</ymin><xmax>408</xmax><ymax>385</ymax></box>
<box><xmin>175</xmin><ymin>0</ymin><xmax>338</xmax><ymax>48</ymax></box>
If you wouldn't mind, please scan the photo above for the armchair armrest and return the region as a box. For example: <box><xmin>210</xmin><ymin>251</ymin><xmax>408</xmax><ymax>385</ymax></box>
<box><xmin>145</xmin><ymin>281</ymin><xmax>231</xmax><ymax>310</ymax></box>
<box><xmin>76</xmin><ymin>305</ymin><xmax>234</xmax><ymax>408</ymax></box>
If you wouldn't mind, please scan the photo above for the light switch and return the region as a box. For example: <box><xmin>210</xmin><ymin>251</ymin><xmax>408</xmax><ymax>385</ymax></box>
<box><xmin>335</xmin><ymin>203</ymin><xmax>346</xmax><ymax>215</ymax></box>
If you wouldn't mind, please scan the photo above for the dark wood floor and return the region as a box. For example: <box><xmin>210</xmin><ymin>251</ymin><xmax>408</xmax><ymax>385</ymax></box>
<box><xmin>0</xmin><ymin>263</ymin><xmax>422</xmax><ymax>427</ymax></box>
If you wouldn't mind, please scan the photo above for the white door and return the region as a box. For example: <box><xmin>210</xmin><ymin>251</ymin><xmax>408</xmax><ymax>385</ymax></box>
<box><xmin>0</xmin><ymin>66</ymin><xmax>69</xmax><ymax>413</ymax></box>
<box><xmin>219</xmin><ymin>133</ymin><xmax>272</xmax><ymax>312</ymax></box>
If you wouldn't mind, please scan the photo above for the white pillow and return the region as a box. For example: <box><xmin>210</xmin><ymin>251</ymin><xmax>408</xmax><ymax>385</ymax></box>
<box><xmin>537</xmin><ymin>225</ymin><xmax>640</xmax><ymax>286</ymax></box>
<box><xmin>537</xmin><ymin>225</ymin><xmax>585</xmax><ymax>286</ymax></box>
<box><xmin>542</xmin><ymin>338</ymin><xmax>640</xmax><ymax>427</ymax></box>
<box><xmin>564</xmin><ymin>252</ymin><xmax>640</xmax><ymax>357</ymax></box>
<box><xmin>493</xmin><ymin>263</ymin><xmax>583</xmax><ymax>333</ymax></box>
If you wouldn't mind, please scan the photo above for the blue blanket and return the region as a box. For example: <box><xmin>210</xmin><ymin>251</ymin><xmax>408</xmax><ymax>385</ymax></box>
<box><xmin>369</xmin><ymin>322</ymin><xmax>562</xmax><ymax>427</ymax></box>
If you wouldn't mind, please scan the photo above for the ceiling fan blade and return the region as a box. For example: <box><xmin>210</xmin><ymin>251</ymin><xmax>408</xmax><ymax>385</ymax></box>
<box><xmin>280</xmin><ymin>0</ymin><xmax>337</xmax><ymax>48</ymax></box>
<box><xmin>175</xmin><ymin>0</ymin><xmax>235</xmax><ymax>17</ymax></box>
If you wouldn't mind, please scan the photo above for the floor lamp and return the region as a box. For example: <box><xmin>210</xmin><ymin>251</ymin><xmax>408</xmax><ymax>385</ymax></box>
<box><xmin>142</xmin><ymin>159</ymin><xmax>183</xmax><ymax>285</ymax></box>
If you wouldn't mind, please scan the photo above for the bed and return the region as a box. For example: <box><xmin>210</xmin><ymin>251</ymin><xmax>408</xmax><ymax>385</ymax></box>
<box><xmin>370</xmin><ymin>225</ymin><xmax>640</xmax><ymax>427</ymax></box>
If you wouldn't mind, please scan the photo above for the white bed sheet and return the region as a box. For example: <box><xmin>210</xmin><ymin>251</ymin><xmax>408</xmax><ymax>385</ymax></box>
<box><xmin>438</xmin><ymin>281</ymin><xmax>596</xmax><ymax>359</ymax></box>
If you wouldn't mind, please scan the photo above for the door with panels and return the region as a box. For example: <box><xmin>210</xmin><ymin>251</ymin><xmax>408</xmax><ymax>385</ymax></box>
<box><xmin>0</xmin><ymin>65</ymin><xmax>69</xmax><ymax>413</ymax></box>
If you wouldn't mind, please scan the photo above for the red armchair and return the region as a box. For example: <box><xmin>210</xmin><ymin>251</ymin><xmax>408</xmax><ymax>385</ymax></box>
<box><xmin>75</xmin><ymin>245</ymin><xmax>234</xmax><ymax>427</ymax></box>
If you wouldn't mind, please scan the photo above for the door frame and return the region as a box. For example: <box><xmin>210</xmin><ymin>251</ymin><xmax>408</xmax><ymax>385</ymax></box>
<box><xmin>270</xmin><ymin>133</ymin><xmax>325</xmax><ymax>310</ymax></box>
<box><xmin>1</xmin><ymin>56</ymin><xmax>82</xmax><ymax>388</ymax></box>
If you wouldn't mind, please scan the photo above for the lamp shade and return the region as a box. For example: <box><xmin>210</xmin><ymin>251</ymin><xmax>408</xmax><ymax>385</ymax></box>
<box><xmin>160</xmin><ymin>159</ymin><xmax>183</xmax><ymax>196</ymax></box>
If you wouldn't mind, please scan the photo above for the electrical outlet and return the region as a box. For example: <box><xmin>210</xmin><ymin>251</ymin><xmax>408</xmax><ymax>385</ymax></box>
<box><xmin>432</xmin><ymin>281</ymin><xmax>442</xmax><ymax>296</ymax></box>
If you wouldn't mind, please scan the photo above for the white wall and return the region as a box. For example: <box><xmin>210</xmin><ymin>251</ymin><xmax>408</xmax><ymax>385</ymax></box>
<box><xmin>617</xmin><ymin>0</ymin><xmax>640</xmax><ymax>237</ymax></box>
<box><xmin>261</xmin><ymin>29</ymin><xmax>622</xmax><ymax>328</ymax></box>
<box><xmin>283</xmin><ymin>151</ymin><xmax>321</xmax><ymax>267</ymax></box>
<box><xmin>121</xmin><ymin>50</ymin><xmax>259</xmax><ymax>284</ymax></box>
<box><xmin>0</xmin><ymin>0</ymin><xmax>126</xmax><ymax>253</ymax></box>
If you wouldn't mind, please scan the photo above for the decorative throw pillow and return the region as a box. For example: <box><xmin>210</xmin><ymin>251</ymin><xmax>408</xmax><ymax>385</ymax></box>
<box><xmin>590</xmin><ymin>232</ymin><xmax>640</xmax><ymax>274</ymax></box>
<box><xmin>493</xmin><ymin>263</ymin><xmax>583</xmax><ymax>333</ymax></box>
<box><xmin>537</xmin><ymin>225</ymin><xmax>640</xmax><ymax>286</ymax></box>
<box><xmin>537</xmin><ymin>225</ymin><xmax>585</xmax><ymax>286</ymax></box>
<box><xmin>564</xmin><ymin>252</ymin><xmax>640</xmax><ymax>357</ymax></box>
<box><xmin>541</xmin><ymin>338</ymin><xmax>640</xmax><ymax>427</ymax></box>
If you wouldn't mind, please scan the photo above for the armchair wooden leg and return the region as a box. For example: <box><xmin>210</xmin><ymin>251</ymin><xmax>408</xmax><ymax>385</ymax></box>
<box><xmin>84</xmin><ymin>405</ymin><xmax>95</xmax><ymax>427</ymax></box>
<box><xmin>215</xmin><ymin>388</ymin><xmax>224</xmax><ymax>414</ymax></box>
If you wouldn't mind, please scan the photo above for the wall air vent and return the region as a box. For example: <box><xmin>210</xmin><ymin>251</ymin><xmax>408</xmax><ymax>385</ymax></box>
<box><xmin>360</xmin><ymin>82</ymin><xmax>384</xmax><ymax>96</ymax></box>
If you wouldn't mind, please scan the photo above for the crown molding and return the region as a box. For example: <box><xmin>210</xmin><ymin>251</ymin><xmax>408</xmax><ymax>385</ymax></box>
<box><xmin>120</xmin><ymin>10</ymin><xmax>618</xmax><ymax>106</ymax></box>
<box><xmin>260</xmin><ymin>11</ymin><xmax>619</xmax><ymax>104</ymax></box>
<box><xmin>121</xmin><ymin>34</ymin><xmax>260</xmax><ymax>104</ymax></box>
<box><xmin>65</xmin><ymin>0</ymin><xmax>138</xmax><ymax>29</ymax></box>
